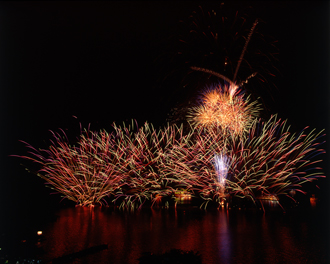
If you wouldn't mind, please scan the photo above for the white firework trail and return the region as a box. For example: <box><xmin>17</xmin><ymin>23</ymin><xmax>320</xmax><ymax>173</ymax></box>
<box><xmin>214</xmin><ymin>153</ymin><xmax>230</xmax><ymax>187</ymax></box>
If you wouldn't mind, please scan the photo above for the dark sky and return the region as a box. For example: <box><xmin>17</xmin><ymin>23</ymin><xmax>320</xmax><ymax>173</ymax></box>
<box><xmin>0</xmin><ymin>1</ymin><xmax>329</xmax><ymax>209</ymax></box>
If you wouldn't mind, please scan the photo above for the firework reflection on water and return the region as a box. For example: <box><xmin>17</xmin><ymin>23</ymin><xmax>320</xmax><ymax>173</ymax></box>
<box><xmin>25</xmin><ymin>206</ymin><xmax>328</xmax><ymax>264</ymax></box>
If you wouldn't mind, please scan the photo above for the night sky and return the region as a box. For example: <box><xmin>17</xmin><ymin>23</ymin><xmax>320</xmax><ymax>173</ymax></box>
<box><xmin>0</xmin><ymin>1</ymin><xmax>329</xmax><ymax>211</ymax></box>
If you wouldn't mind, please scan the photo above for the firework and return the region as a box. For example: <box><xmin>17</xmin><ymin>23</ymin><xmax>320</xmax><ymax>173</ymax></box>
<box><xmin>111</xmin><ymin>122</ymin><xmax>193</xmax><ymax>209</ymax></box>
<box><xmin>161</xmin><ymin>115</ymin><xmax>325</xmax><ymax>208</ymax></box>
<box><xmin>111</xmin><ymin>121</ymin><xmax>170</xmax><ymax>209</ymax></box>
<box><xmin>225</xmin><ymin>116</ymin><xmax>325</xmax><ymax>204</ymax></box>
<box><xmin>18</xmin><ymin>115</ymin><xmax>325</xmax><ymax>210</ymax></box>
<box><xmin>213</xmin><ymin>153</ymin><xmax>229</xmax><ymax>187</ymax></box>
<box><xmin>18</xmin><ymin>122</ymin><xmax>191</xmax><ymax>208</ymax></box>
<box><xmin>160</xmin><ymin>126</ymin><xmax>230</xmax><ymax>208</ymax></box>
<box><xmin>16</xmin><ymin>6</ymin><xmax>326</xmax><ymax>211</ymax></box>
<box><xmin>187</xmin><ymin>83</ymin><xmax>261</xmax><ymax>135</ymax></box>
<box><xmin>19</xmin><ymin>129</ymin><xmax>124</xmax><ymax>206</ymax></box>
<box><xmin>174</xmin><ymin>5</ymin><xmax>279</xmax><ymax>90</ymax></box>
<box><xmin>159</xmin><ymin>5</ymin><xmax>279</xmax><ymax>134</ymax></box>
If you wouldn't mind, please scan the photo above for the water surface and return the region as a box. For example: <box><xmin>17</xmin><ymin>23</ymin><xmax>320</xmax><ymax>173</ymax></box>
<box><xmin>1</xmin><ymin>204</ymin><xmax>328</xmax><ymax>264</ymax></box>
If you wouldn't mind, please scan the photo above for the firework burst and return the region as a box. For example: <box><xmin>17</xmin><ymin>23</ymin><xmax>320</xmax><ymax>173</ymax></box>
<box><xmin>17</xmin><ymin>6</ymin><xmax>325</xmax><ymax>211</ymax></box>
<box><xmin>104</xmin><ymin>121</ymin><xmax>192</xmax><ymax>209</ymax></box>
<box><xmin>18</xmin><ymin>116</ymin><xmax>325</xmax><ymax>210</ymax></box>
<box><xmin>225</xmin><ymin>116</ymin><xmax>326</xmax><ymax>204</ymax></box>
<box><xmin>161</xmin><ymin>116</ymin><xmax>325</xmax><ymax>208</ymax></box>
<box><xmin>187</xmin><ymin>83</ymin><xmax>261</xmax><ymax>135</ymax></box>
<box><xmin>19</xmin><ymin>129</ymin><xmax>124</xmax><ymax>206</ymax></box>
<box><xmin>160</xmin><ymin>126</ymin><xmax>230</xmax><ymax>207</ymax></box>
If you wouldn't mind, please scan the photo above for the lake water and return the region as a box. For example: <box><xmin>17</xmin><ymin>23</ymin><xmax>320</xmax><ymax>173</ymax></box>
<box><xmin>1</xmin><ymin>202</ymin><xmax>329</xmax><ymax>264</ymax></box>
